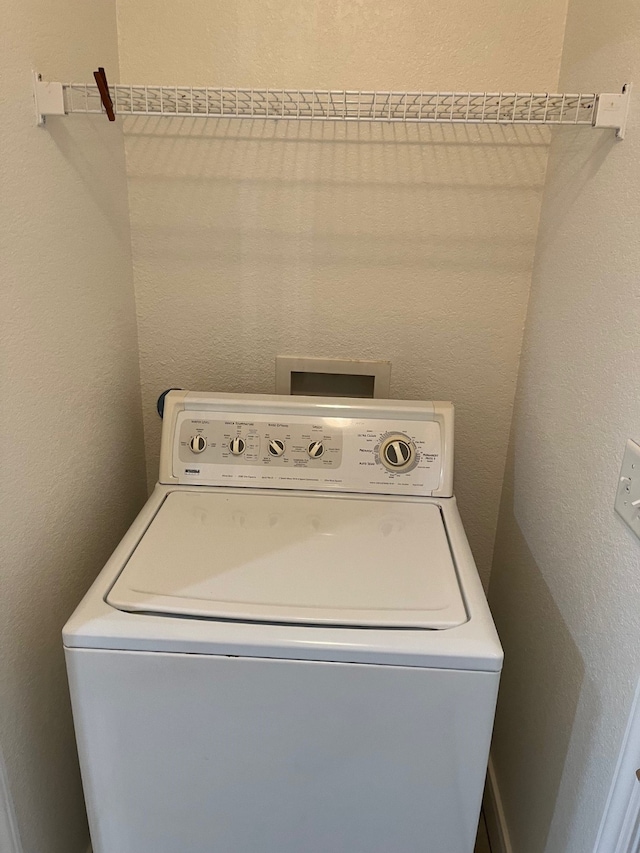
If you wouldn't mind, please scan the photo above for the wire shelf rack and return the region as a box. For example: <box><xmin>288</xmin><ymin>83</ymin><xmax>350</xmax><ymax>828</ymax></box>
<box><xmin>32</xmin><ymin>74</ymin><xmax>631</xmax><ymax>137</ymax></box>
<box><xmin>62</xmin><ymin>84</ymin><xmax>600</xmax><ymax>126</ymax></box>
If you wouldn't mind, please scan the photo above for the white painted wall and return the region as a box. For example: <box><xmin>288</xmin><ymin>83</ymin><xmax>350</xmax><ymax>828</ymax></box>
<box><xmin>116</xmin><ymin>0</ymin><xmax>568</xmax><ymax>580</ymax></box>
<box><xmin>488</xmin><ymin>0</ymin><xmax>640</xmax><ymax>849</ymax></box>
<box><xmin>0</xmin><ymin>2</ymin><xmax>146</xmax><ymax>851</ymax></box>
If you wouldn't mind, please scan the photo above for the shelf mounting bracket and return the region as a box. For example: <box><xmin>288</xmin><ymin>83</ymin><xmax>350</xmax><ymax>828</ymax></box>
<box><xmin>594</xmin><ymin>83</ymin><xmax>632</xmax><ymax>139</ymax></box>
<box><xmin>33</xmin><ymin>71</ymin><xmax>65</xmax><ymax>126</ymax></box>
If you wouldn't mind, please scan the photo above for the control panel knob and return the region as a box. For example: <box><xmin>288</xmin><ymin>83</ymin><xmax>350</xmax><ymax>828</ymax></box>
<box><xmin>308</xmin><ymin>441</ymin><xmax>325</xmax><ymax>459</ymax></box>
<box><xmin>380</xmin><ymin>434</ymin><xmax>415</xmax><ymax>471</ymax></box>
<box><xmin>229</xmin><ymin>437</ymin><xmax>246</xmax><ymax>456</ymax></box>
<box><xmin>268</xmin><ymin>439</ymin><xmax>286</xmax><ymax>457</ymax></box>
<box><xmin>189</xmin><ymin>434</ymin><xmax>207</xmax><ymax>454</ymax></box>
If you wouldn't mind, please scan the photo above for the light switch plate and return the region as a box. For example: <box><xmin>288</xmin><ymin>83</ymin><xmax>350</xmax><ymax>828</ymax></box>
<box><xmin>615</xmin><ymin>439</ymin><xmax>640</xmax><ymax>539</ymax></box>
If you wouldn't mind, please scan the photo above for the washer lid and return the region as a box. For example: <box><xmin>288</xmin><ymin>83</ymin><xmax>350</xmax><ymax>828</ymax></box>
<box><xmin>106</xmin><ymin>491</ymin><xmax>467</xmax><ymax>629</ymax></box>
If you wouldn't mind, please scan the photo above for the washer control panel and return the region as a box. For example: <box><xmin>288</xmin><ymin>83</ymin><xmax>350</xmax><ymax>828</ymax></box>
<box><xmin>171</xmin><ymin>404</ymin><xmax>447</xmax><ymax>496</ymax></box>
<box><xmin>178</xmin><ymin>416</ymin><xmax>344</xmax><ymax>472</ymax></box>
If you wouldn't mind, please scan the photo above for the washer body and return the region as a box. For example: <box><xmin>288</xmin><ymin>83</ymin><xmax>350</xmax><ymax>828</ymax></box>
<box><xmin>64</xmin><ymin>393</ymin><xmax>502</xmax><ymax>853</ymax></box>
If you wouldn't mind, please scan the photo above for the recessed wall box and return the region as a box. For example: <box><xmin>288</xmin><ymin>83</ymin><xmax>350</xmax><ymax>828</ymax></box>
<box><xmin>275</xmin><ymin>357</ymin><xmax>391</xmax><ymax>399</ymax></box>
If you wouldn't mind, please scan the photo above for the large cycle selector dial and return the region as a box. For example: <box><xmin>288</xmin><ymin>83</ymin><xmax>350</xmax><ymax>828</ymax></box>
<box><xmin>229</xmin><ymin>437</ymin><xmax>246</xmax><ymax>456</ymax></box>
<box><xmin>268</xmin><ymin>439</ymin><xmax>286</xmax><ymax>457</ymax></box>
<box><xmin>380</xmin><ymin>433</ymin><xmax>416</xmax><ymax>471</ymax></box>
<box><xmin>189</xmin><ymin>434</ymin><xmax>207</xmax><ymax>454</ymax></box>
<box><xmin>307</xmin><ymin>441</ymin><xmax>324</xmax><ymax>459</ymax></box>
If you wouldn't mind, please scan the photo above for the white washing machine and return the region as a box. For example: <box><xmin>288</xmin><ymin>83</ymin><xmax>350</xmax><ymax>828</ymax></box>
<box><xmin>64</xmin><ymin>392</ymin><xmax>502</xmax><ymax>853</ymax></box>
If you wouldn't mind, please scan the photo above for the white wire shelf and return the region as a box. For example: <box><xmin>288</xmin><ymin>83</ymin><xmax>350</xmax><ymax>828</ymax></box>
<box><xmin>33</xmin><ymin>76</ymin><xmax>632</xmax><ymax>138</ymax></box>
<box><xmin>67</xmin><ymin>84</ymin><xmax>600</xmax><ymax>125</ymax></box>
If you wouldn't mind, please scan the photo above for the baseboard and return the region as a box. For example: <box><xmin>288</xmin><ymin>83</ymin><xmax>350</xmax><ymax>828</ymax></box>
<box><xmin>483</xmin><ymin>754</ymin><xmax>513</xmax><ymax>853</ymax></box>
<box><xmin>0</xmin><ymin>753</ymin><xmax>22</xmax><ymax>853</ymax></box>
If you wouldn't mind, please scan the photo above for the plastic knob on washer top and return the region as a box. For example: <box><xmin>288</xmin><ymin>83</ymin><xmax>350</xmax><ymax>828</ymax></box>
<box><xmin>380</xmin><ymin>436</ymin><xmax>414</xmax><ymax>469</ymax></box>
<box><xmin>268</xmin><ymin>439</ymin><xmax>286</xmax><ymax>457</ymax></box>
<box><xmin>384</xmin><ymin>440</ymin><xmax>412</xmax><ymax>466</ymax></box>
<box><xmin>229</xmin><ymin>437</ymin><xmax>246</xmax><ymax>456</ymax></box>
<box><xmin>308</xmin><ymin>441</ymin><xmax>324</xmax><ymax>458</ymax></box>
<box><xmin>189</xmin><ymin>435</ymin><xmax>207</xmax><ymax>453</ymax></box>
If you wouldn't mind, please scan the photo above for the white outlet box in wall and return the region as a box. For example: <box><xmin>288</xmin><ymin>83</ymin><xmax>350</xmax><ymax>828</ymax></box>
<box><xmin>615</xmin><ymin>440</ymin><xmax>640</xmax><ymax>539</ymax></box>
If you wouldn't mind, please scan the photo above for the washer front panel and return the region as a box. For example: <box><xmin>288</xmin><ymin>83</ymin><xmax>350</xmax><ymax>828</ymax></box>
<box><xmin>67</xmin><ymin>649</ymin><xmax>499</xmax><ymax>853</ymax></box>
<box><xmin>173</xmin><ymin>410</ymin><xmax>442</xmax><ymax>495</ymax></box>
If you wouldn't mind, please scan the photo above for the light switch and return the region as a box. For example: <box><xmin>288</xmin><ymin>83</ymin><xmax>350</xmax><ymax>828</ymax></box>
<box><xmin>615</xmin><ymin>439</ymin><xmax>640</xmax><ymax>539</ymax></box>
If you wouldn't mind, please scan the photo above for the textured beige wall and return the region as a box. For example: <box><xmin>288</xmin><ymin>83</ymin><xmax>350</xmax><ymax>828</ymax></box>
<box><xmin>117</xmin><ymin>0</ymin><xmax>568</xmax><ymax>580</ymax></box>
<box><xmin>489</xmin><ymin>0</ymin><xmax>640</xmax><ymax>849</ymax></box>
<box><xmin>0</xmin><ymin>2</ymin><xmax>146</xmax><ymax>851</ymax></box>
